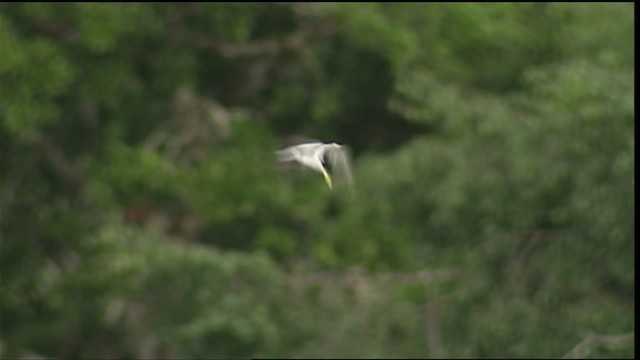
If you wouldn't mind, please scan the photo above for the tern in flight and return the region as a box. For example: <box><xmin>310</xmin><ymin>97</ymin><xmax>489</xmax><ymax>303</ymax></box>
<box><xmin>276</xmin><ymin>141</ymin><xmax>354</xmax><ymax>190</ymax></box>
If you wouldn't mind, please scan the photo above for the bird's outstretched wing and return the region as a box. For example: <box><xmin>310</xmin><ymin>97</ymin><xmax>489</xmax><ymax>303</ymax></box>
<box><xmin>324</xmin><ymin>145</ymin><xmax>354</xmax><ymax>189</ymax></box>
<box><xmin>276</xmin><ymin>142</ymin><xmax>324</xmax><ymax>163</ymax></box>
<box><xmin>275</xmin><ymin>147</ymin><xmax>297</xmax><ymax>162</ymax></box>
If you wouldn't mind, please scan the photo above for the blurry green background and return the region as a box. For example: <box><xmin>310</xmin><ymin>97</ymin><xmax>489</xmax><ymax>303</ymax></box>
<box><xmin>0</xmin><ymin>3</ymin><xmax>634</xmax><ymax>359</ymax></box>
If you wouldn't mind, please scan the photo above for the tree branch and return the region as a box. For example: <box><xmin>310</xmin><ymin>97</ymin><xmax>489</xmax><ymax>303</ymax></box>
<box><xmin>26</xmin><ymin>133</ymin><xmax>87</xmax><ymax>191</ymax></box>
<box><xmin>425</xmin><ymin>300</ymin><xmax>444</xmax><ymax>359</ymax></box>
<box><xmin>288</xmin><ymin>268</ymin><xmax>464</xmax><ymax>287</ymax></box>
<box><xmin>562</xmin><ymin>331</ymin><xmax>634</xmax><ymax>359</ymax></box>
<box><xmin>190</xmin><ymin>22</ymin><xmax>336</xmax><ymax>58</ymax></box>
<box><xmin>25</xmin><ymin>132</ymin><xmax>97</xmax><ymax>212</ymax></box>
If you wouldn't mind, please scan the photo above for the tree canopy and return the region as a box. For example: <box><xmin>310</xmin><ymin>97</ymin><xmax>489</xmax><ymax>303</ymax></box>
<box><xmin>0</xmin><ymin>3</ymin><xmax>634</xmax><ymax>358</ymax></box>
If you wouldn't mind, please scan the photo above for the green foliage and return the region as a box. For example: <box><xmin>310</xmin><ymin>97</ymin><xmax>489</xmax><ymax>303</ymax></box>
<box><xmin>0</xmin><ymin>14</ymin><xmax>73</xmax><ymax>136</ymax></box>
<box><xmin>1</xmin><ymin>3</ymin><xmax>634</xmax><ymax>359</ymax></box>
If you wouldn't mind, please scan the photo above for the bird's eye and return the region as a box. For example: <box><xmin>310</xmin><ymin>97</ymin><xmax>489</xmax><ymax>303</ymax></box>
<box><xmin>322</xmin><ymin>159</ymin><xmax>331</xmax><ymax>171</ymax></box>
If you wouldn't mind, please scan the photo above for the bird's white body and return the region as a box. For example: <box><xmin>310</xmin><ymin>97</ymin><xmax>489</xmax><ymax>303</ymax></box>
<box><xmin>276</xmin><ymin>142</ymin><xmax>353</xmax><ymax>190</ymax></box>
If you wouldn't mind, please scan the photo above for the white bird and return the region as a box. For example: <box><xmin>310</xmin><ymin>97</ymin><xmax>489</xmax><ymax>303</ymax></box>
<box><xmin>276</xmin><ymin>141</ymin><xmax>354</xmax><ymax>190</ymax></box>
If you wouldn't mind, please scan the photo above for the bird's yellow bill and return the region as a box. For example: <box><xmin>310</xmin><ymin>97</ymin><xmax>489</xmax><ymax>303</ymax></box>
<box><xmin>321</xmin><ymin>168</ymin><xmax>333</xmax><ymax>189</ymax></box>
